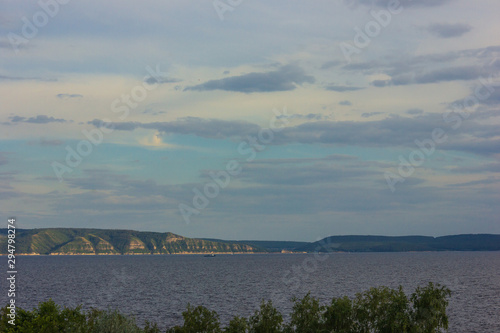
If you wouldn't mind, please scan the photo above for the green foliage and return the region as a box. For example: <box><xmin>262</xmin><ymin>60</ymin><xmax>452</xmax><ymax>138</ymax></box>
<box><xmin>224</xmin><ymin>316</ymin><xmax>248</xmax><ymax>333</ymax></box>
<box><xmin>0</xmin><ymin>301</ymin><xmax>142</xmax><ymax>333</ymax></box>
<box><xmin>299</xmin><ymin>234</ymin><xmax>500</xmax><ymax>252</ymax></box>
<box><xmin>248</xmin><ymin>300</ymin><xmax>283</xmax><ymax>333</ymax></box>
<box><xmin>143</xmin><ymin>320</ymin><xmax>161</xmax><ymax>333</ymax></box>
<box><xmin>283</xmin><ymin>283</ymin><xmax>450</xmax><ymax>333</ymax></box>
<box><xmin>0</xmin><ymin>283</ymin><xmax>451</xmax><ymax>333</ymax></box>
<box><xmin>353</xmin><ymin>285</ymin><xmax>412</xmax><ymax>333</ymax></box>
<box><xmin>0</xmin><ymin>299</ymin><xmax>87</xmax><ymax>333</ymax></box>
<box><xmin>286</xmin><ymin>293</ymin><xmax>325</xmax><ymax>333</ymax></box>
<box><xmin>87</xmin><ymin>308</ymin><xmax>142</xmax><ymax>333</ymax></box>
<box><xmin>323</xmin><ymin>296</ymin><xmax>354</xmax><ymax>333</ymax></box>
<box><xmin>410</xmin><ymin>282</ymin><xmax>451</xmax><ymax>333</ymax></box>
<box><xmin>167</xmin><ymin>304</ymin><xmax>222</xmax><ymax>333</ymax></box>
<box><xmin>1</xmin><ymin>228</ymin><xmax>259</xmax><ymax>255</ymax></box>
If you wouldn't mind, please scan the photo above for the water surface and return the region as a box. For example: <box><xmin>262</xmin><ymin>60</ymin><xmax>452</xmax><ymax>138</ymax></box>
<box><xmin>2</xmin><ymin>252</ymin><xmax>499</xmax><ymax>332</ymax></box>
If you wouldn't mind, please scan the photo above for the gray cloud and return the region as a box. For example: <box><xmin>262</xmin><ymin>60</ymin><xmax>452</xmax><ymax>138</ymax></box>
<box><xmin>325</xmin><ymin>85</ymin><xmax>363</xmax><ymax>92</ymax></box>
<box><xmin>373</xmin><ymin>66</ymin><xmax>491</xmax><ymax>86</ymax></box>
<box><xmin>232</xmin><ymin>157</ymin><xmax>382</xmax><ymax>187</ymax></box>
<box><xmin>9</xmin><ymin>116</ymin><xmax>25</xmax><ymax>122</ymax></box>
<box><xmin>372</xmin><ymin>80</ymin><xmax>388</xmax><ymax>87</ymax></box>
<box><xmin>361</xmin><ymin>112</ymin><xmax>383</xmax><ymax>118</ymax></box>
<box><xmin>89</xmin><ymin>117</ymin><xmax>260</xmax><ymax>139</ymax></box>
<box><xmin>371</xmin><ymin>66</ymin><xmax>490</xmax><ymax>87</ymax></box>
<box><xmin>406</xmin><ymin>109</ymin><xmax>424</xmax><ymax>115</ymax></box>
<box><xmin>9</xmin><ymin>115</ymin><xmax>67</xmax><ymax>124</ymax></box>
<box><xmin>320</xmin><ymin>61</ymin><xmax>341</xmax><ymax>70</ymax></box>
<box><xmin>447</xmin><ymin>177</ymin><xmax>500</xmax><ymax>187</ymax></box>
<box><xmin>46</xmin><ymin>165</ymin><xmax>378</xmax><ymax>222</ymax></box>
<box><xmin>64</xmin><ymin>169</ymin><xmax>162</xmax><ymax>192</ymax></box>
<box><xmin>274</xmin><ymin>113</ymin><xmax>500</xmax><ymax>156</ymax></box>
<box><xmin>427</xmin><ymin>23</ymin><xmax>472</xmax><ymax>38</ymax></box>
<box><xmin>56</xmin><ymin>94</ymin><xmax>83</xmax><ymax>99</ymax></box>
<box><xmin>339</xmin><ymin>100</ymin><xmax>352</xmax><ymax>106</ymax></box>
<box><xmin>276</xmin><ymin>113</ymin><xmax>329</xmax><ymax>121</ymax></box>
<box><xmin>142</xmin><ymin>109</ymin><xmax>166</xmax><ymax>116</ymax></box>
<box><xmin>6</xmin><ymin>157</ymin><xmax>499</xmax><ymax>239</ymax></box>
<box><xmin>349</xmin><ymin>45</ymin><xmax>500</xmax><ymax>87</ymax></box>
<box><xmin>144</xmin><ymin>76</ymin><xmax>182</xmax><ymax>85</ymax></box>
<box><xmin>347</xmin><ymin>0</ymin><xmax>453</xmax><ymax>8</ymax></box>
<box><xmin>451</xmin><ymin>163</ymin><xmax>500</xmax><ymax>174</ymax></box>
<box><xmin>0</xmin><ymin>75</ymin><xmax>57</xmax><ymax>82</ymax></box>
<box><xmin>50</xmin><ymin>170</ymin><xmax>183</xmax><ymax>214</ymax></box>
<box><xmin>90</xmin><ymin>112</ymin><xmax>500</xmax><ymax>155</ymax></box>
<box><xmin>415</xmin><ymin>66</ymin><xmax>486</xmax><ymax>84</ymax></box>
<box><xmin>454</xmin><ymin>86</ymin><xmax>500</xmax><ymax>106</ymax></box>
<box><xmin>440</xmin><ymin>139</ymin><xmax>500</xmax><ymax>156</ymax></box>
<box><xmin>199</xmin><ymin>167</ymin><xmax>468</xmax><ymax>220</ymax></box>
<box><xmin>235</xmin><ymin>155</ymin><xmax>359</xmax><ymax>166</ymax></box>
<box><xmin>184</xmin><ymin>65</ymin><xmax>315</xmax><ymax>93</ymax></box>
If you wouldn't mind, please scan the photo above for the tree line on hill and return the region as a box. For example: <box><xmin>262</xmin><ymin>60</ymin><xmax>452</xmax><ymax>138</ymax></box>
<box><xmin>0</xmin><ymin>228</ymin><xmax>259</xmax><ymax>255</ymax></box>
<box><xmin>1</xmin><ymin>228</ymin><xmax>499</xmax><ymax>255</ymax></box>
<box><xmin>298</xmin><ymin>234</ymin><xmax>500</xmax><ymax>252</ymax></box>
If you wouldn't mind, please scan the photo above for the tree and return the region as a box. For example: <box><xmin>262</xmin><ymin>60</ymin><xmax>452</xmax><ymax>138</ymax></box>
<box><xmin>248</xmin><ymin>300</ymin><xmax>283</xmax><ymax>333</ymax></box>
<box><xmin>224</xmin><ymin>316</ymin><xmax>248</xmax><ymax>333</ymax></box>
<box><xmin>0</xmin><ymin>283</ymin><xmax>452</xmax><ymax>333</ymax></box>
<box><xmin>0</xmin><ymin>299</ymin><xmax>88</xmax><ymax>333</ymax></box>
<box><xmin>286</xmin><ymin>293</ymin><xmax>325</xmax><ymax>333</ymax></box>
<box><xmin>353</xmin><ymin>286</ymin><xmax>412</xmax><ymax>333</ymax></box>
<box><xmin>86</xmin><ymin>308</ymin><xmax>141</xmax><ymax>333</ymax></box>
<box><xmin>167</xmin><ymin>304</ymin><xmax>221</xmax><ymax>333</ymax></box>
<box><xmin>410</xmin><ymin>282</ymin><xmax>451</xmax><ymax>333</ymax></box>
<box><xmin>323</xmin><ymin>296</ymin><xmax>355</xmax><ymax>333</ymax></box>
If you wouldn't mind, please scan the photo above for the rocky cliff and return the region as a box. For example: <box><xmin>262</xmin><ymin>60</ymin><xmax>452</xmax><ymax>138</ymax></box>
<box><xmin>0</xmin><ymin>228</ymin><xmax>261</xmax><ymax>255</ymax></box>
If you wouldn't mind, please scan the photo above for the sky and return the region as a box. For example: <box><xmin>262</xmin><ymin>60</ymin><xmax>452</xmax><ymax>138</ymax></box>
<box><xmin>1</xmin><ymin>0</ymin><xmax>499</xmax><ymax>241</ymax></box>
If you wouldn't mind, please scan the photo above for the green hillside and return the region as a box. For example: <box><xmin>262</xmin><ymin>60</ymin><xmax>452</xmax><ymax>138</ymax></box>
<box><xmin>0</xmin><ymin>228</ymin><xmax>260</xmax><ymax>255</ymax></box>
<box><xmin>298</xmin><ymin>234</ymin><xmax>500</xmax><ymax>252</ymax></box>
<box><xmin>1</xmin><ymin>229</ymin><xmax>498</xmax><ymax>255</ymax></box>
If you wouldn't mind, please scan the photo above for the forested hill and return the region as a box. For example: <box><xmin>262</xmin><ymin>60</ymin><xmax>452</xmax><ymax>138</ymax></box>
<box><xmin>297</xmin><ymin>234</ymin><xmax>500</xmax><ymax>252</ymax></box>
<box><xmin>0</xmin><ymin>228</ymin><xmax>260</xmax><ymax>255</ymax></box>
<box><xmin>1</xmin><ymin>229</ymin><xmax>499</xmax><ymax>255</ymax></box>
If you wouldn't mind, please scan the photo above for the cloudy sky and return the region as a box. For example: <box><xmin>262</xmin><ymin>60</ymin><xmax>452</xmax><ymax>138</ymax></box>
<box><xmin>1</xmin><ymin>0</ymin><xmax>499</xmax><ymax>241</ymax></box>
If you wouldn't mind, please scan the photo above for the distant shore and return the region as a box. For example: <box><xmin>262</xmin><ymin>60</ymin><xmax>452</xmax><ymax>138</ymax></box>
<box><xmin>2</xmin><ymin>228</ymin><xmax>499</xmax><ymax>255</ymax></box>
<box><xmin>3</xmin><ymin>250</ymin><xmax>499</xmax><ymax>256</ymax></box>
<box><xmin>2</xmin><ymin>251</ymin><xmax>273</xmax><ymax>256</ymax></box>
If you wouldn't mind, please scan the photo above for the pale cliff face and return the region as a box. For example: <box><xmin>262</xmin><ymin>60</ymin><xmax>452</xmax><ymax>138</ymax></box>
<box><xmin>52</xmin><ymin>236</ymin><xmax>95</xmax><ymax>255</ymax></box>
<box><xmin>127</xmin><ymin>237</ymin><xmax>146</xmax><ymax>250</ymax></box>
<box><xmin>1</xmin><ymin>229</ymin><xmax>261</xmax><ymax>255</ymax></box>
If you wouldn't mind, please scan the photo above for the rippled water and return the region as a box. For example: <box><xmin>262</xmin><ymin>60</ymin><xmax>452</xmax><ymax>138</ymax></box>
<box><xmin>2</xmin><ymin>252</ymin><xmax>499</xmax><ymax>332</ymax></box>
